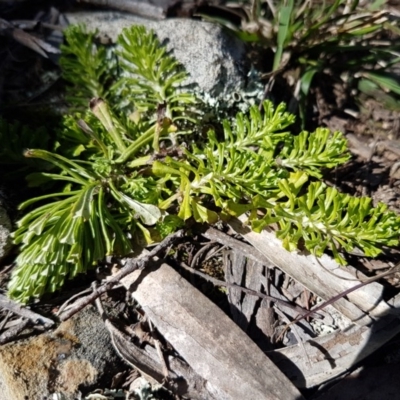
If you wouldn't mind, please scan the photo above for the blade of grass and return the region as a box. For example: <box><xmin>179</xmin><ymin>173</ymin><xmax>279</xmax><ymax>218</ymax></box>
<box><xmin>363</xmin><ymin>72</ymin><xmax>400</xmax><ymax>95</ymax></box>
<box><xmin>273</xmin><ymin>0</ymin><xmax>294</xmax><ymax>71</ymax></box>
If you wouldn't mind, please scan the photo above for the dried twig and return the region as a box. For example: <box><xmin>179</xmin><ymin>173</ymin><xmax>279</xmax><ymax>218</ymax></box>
<box><xmin>201</xmin><ymin>227</ymin><xmax>273</xmax><ymax>266</ymax></box>
<box><xmin>280</xmin><ymin>260</ymin><xmax>400</xmax><ymax>336</ymax></box>
<box><xmin>178</xmin><ymin>261</ymin><xmax>322</xmax><ymax>318</ymax></box>
<box><xmin>0</xmin><ymin>293</ymin><xmax>54</xmax><ymax>328</ymax></box>
<box><xmin>59</xmin><ymin>230</ymin><xmax>185</xmax><ymax>321</ymax></box>
<box><xmin>0</xmin><ymin>318</ymin><xmax>32</xmax><ymax>345</ymax></box>
<box><xmin>56</xmin><ymin>287</ymin><xmax>93</xmax><ymax>317</ymax></box>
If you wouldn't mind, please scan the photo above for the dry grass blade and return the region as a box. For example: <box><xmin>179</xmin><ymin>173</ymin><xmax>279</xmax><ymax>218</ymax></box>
<box><xmin>0</xmin><ymin>17</ymin><xmax>60</xmax><ymax>58</ymax></box>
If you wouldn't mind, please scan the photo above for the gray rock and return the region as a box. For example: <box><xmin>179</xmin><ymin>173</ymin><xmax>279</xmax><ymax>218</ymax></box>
<box><xmin>0</xmin><ymin>306</ymin><xmax>122</xmax><ymax>400</ymax></box>
<box><xmin>0</xmin><ymin>204</ymin><xmax>12</xmax><ymax>262</ymax></box>
<box><xmin>65</xmin><ymin>12</ymin><xmax>247</xmax><ymax>99</ymax></box>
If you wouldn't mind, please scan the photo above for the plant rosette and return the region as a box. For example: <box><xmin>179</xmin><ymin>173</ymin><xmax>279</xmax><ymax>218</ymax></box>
<box><xmin>7</xmin><ymin>25</ymin><xmax>400</xmax><ymax>303</ymax></box>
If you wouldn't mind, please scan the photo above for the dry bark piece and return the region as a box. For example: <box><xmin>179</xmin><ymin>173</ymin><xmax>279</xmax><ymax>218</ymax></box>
<box><xmin>229</xmin><ymin>217</ymin><xmax>391</xmax><ymax>325</ymax></box>
<box><xmin>0</xmin><ymin>294</ymin><xmax>54</xmax><ymax>329</ymax></box>
<box><xmin>224</xmin><ymin>250</ymin><xmax>248</xmax><ymax>329</ymax></box>
<box><xmin>237</xmin><ymin>258</ymin><xmax>264</xmax><ymax>327</ymax></box>
<box><xmin>122</xmin><ymin>262</ymin><xmax>304</xmax><ymax>400</ymax></box>
<box><xmin>228</xmin><ymin>217</ymin><xmax>400</xmax><ymax>387</ymax></box>
<box><xmin>256</xmin><ymin>299</ymin><xmax>277</xmax><ymax>341</ymax></box>
<box><xmin>268</xmin><ymin>298</ymin><xmax>400</xmax><ymax>388</ymax></box>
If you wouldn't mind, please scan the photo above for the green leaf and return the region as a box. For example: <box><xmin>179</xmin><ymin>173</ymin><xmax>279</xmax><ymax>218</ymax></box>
<box><xmin>113</xmin><ymin>25</ymin><xmax>198</xmax><ymax>123</ymax></box>
<box><xmin>24</xmin><ymin>149</ymin><xmax>95</xmax><ymax>184</ymax></box>
<box><xmin>363</xmin><ymin>72</ymin><xmax>400</xmax><ymax>96</ymax></box>
<box><xmin>60</xmin><ymin>24</ymin><xmax>112</xmax><ymax>108</ymax></box>
<box><xmin>300</xmin><ymin>67</ymin><xmax>319</xmax><ymax>96</ymax></box>
<box><xmin>178</xmin><ymin>184</ymin><xmax>192</xmax><ymax>221</ymax></box>
<box><xmin>273</xmin><ymin>0</ymin><xmax>294</xmax><ymax>71</ymax></box>
<box><xmin>119</xmin><ymin>193</ymin><xmax>161</xmax><ymax>225</ymax></box>
<box><xmin>136</xmin><ymin>222</ymin><xmax>155</xmax><ymax>245</ymax></box>
<box><xmin>156</xmin><ymin>215</ymin><xmax>184</xmax><ymax>238</ymax></box>
<box><xmin>71</xmin><ymin>183</ymin><xmax>99</xmax><ymax>220</ymax></box>
<box><xmin>59</xmin><ymin>216</ymin><xmax>80</xmax><ymax>245</ymax></box>
<box><xmin>225</xmin><ymin>201</ymin><xmax>255</xmax><ymax>217</ymax></box>
<box><xmin>277</xmin><ymin>129</ymin><xmax>350</xmax><ymax>177</ymax></box>
<box><xmin>191</xmin><ymin>198</ymin><xmax>219</xmax><ymax>223</ymax></box>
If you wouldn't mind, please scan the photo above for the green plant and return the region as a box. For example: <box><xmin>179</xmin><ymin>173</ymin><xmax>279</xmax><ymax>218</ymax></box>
<box><xmin>60</xmin><ymin>25</ymin><xmax>115</xmax><ymax>108</ymax></box>
<box><xmin>202</xmin><ymin>0</ymin><xmax>400</xmax><ymax>123</ymax></box>
<box><xmin>7</xmin><ymin>24</ymin><xmax>400</xmax><ymax>303</ymax></box>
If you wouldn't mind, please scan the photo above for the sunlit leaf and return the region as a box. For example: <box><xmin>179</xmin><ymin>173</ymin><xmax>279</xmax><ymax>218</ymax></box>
<box><xmin>119</xmin><ymin>193</ymin><xmax>161</xmax><ymax>225</ymax></box>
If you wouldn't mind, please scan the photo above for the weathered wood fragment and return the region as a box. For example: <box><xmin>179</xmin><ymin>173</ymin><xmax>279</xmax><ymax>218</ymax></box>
<box><xmin>229</xmin><ymin>217</ymin><xmax>392</xmax><ymax>325</ymax></box>
<box><xmin>228</xmin><ymin>217</ymin><xmax>400</xmax><ymax>387</ymax></box>
<box><xmin>122</xmin><ymin>262</ymin><xmax>304</xmax><ymax>400</ymax></box>
<box><xmin>268</xmin><ymin>298</ymin><xmax>400</xmax><ymax>388</ymax></box>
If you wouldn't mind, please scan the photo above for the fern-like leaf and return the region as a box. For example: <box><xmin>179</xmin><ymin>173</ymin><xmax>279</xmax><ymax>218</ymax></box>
<box><xmin>60</xmin><ymin>25</ymin><xmax>114</xmax><ymax>107</ymax></box>
<box><xmin>251</xmin><ymin>178</ymin><xmax>400</xmax><ymax>264</ymax></box>
<box><xmin>277</xmin><ymin>129</ymin><xmax>351</xmax><ymax>178</ymax></box>
<box><xmin>113</xmin><ymin>26</ymin><xmax>198</xmax><ymax>121</ymax></box>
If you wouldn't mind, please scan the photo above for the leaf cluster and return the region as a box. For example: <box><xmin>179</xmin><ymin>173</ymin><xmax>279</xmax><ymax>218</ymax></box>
<box><xmin>8</xmin><ymin>25</ymin><xmax>195</xmax><ymax>302</ymax></box>
<box><xmin>7</xmin><ymin>24</ymin><xmax>400</xmax><ymax>303</ymax></box>
<box><xmin>60</xmin><ymin>24</ymin><xmax>121</xmax><ymax>109</ymax></box>
<box><xmin>154</xmin><ymin>102</ymin><xmax>400</xmax><ymax>264</ymax></box>
<box><xmin>60</xmin><ymin>25</ymin><xmax>198</xmax><ymax>121</ymax></box>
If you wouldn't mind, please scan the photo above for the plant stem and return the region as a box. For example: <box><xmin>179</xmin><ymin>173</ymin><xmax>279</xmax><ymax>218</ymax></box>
<box><xmin>90</xmin><ymin>98</ymin><xmax>127</xmax><ymax>154</ymax></box>
<box><xmin>24</xmin><ymin>149</ymin><xmax>93</xmax><ymax>185</ymax></box>
<box><xmin>116</xmin><ymin>124</ymin><xmax>156</xmax><ymax>164</ymax></box>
